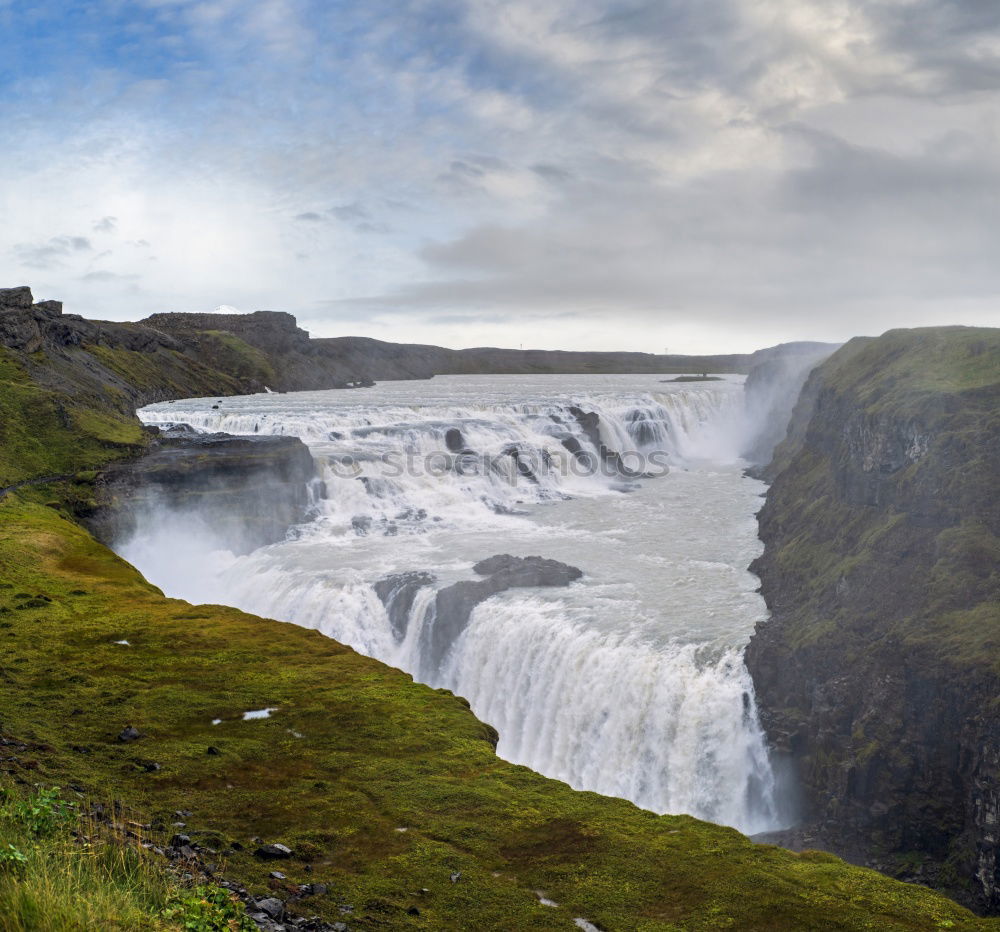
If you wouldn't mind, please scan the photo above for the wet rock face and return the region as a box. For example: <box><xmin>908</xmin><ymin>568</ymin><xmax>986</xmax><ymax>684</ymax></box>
<box><xmin>85</xmin><ymin>429</ymin><xmax>317</xmax><ymax>555</ymax></box>
<box><xmin>373</xmin><ymin>555</ymin><xmax>583</xmax><ymax>672</ymax></box>
<box><xmin>745</xmin><ymin>330</ymin><xmax>1000</xmax><ymax>912</ymax></box>
<box><xmin>444</xmin><ymin>428</ymin><xmax>466</xmax><ymax>453</ymax></box>
<box><xmin>373</xmin><ymin>572</ymin><xmax>436</xmax><ymax>641</ymax></box>
<box><xmin>471</xmin><ymin>554</ymin><xmax>583</xmax><ymax>587</ymax></box>
<box><xmin>559</xmin><ymin>407</ymin><xmax>646</xmax><ymax>478</ymax></box>
<box><xmin>424</xmin><ymin>556</ymin><xmax>582</xmax><ymax>670</ymax></box>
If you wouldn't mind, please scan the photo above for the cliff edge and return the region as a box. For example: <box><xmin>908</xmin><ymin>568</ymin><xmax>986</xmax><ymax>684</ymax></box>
<box><xmin>746</xmin><ymin>325</ymin><xmax>1000</xmax><ymax>911</ymax></box>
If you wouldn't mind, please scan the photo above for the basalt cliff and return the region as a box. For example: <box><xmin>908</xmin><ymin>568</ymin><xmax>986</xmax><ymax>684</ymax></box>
<box><xmin>746</xmin><ymin>326</ymin><xmax>1000</xmax><ymax>912</ymax></box>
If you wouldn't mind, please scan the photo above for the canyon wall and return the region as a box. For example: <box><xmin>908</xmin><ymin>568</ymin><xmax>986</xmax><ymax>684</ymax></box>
<box><xmin>746</xmin><ymin>326</ymin><xmax>1000</xmax><ymax>910</ymax></box>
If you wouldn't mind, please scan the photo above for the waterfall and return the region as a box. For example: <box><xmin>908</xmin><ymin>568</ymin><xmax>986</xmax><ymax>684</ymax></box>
<box><xmin>139</xmin><ymin>388</ymin><xmax>742</xmax><ymax>532</ymax></box>
<box><xmin>126</xmin><ymin>376</ymin><xmax>790</xmax><ymax>835</ymax></box>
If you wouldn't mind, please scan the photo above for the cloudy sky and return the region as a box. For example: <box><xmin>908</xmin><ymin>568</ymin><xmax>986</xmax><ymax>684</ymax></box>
<box><xmin>2</xmin><ymin>1</ymin><xmax>998</xmax><ymax>353</ymax></box>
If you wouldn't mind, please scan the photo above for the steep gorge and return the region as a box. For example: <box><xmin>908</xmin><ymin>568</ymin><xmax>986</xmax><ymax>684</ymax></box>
<box><xmin>746</xmin><ymin>326</ymin><xmax>1000</xmax><ymax>911</ymax></box>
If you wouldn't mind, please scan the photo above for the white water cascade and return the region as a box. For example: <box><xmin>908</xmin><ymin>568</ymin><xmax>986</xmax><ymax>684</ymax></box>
<box><xmin>126</xmin><ymin>373</ymin><xmax>790</xmax><ymax>835</ymax></box>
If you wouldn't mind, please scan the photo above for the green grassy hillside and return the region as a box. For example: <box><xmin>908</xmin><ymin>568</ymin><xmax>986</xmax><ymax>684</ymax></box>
<box><xmin>0</xmin><ymin>498</ymin><xmax>989</xmax><ymax>930</ymax></box>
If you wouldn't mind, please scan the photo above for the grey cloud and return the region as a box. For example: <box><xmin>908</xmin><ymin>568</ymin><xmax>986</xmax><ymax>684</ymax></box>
<box><xmin>80</xmin><ymin>270</ymin><xmax>139</xmax><ymax>283</ymax></box>
<box><xmin>329</xmin><ymin>202</ymin><xmax>369</xmax><ymax>222</ymax></box>
<box><xmin>93</xmin><ymin>215</ymin><xmax>118</xmax><ymax>233</ymax></box>
<box><xmin>12</xmin><ymin>235</ymin><xmax>92</xmax><ymax>269</ymax></box>
<box><xmin>437</xmin><ymin>155</ymin><xmax>516</xmax><ymax>192</ymax></box>
<box><xmin>860</xmin><ymin>0</ymin><xmax>1000</xmax><ymax>95</ymax></box>
<box><xmin>5</xmin><ymin>0</ymin><xmax>1000</xmax><ymax>345</ymax></box>
<box><xmin>327</xmin><ymin>202</ymin><xmax>389</xmax><ymax>234</ymax></box>
<box><xmin>343</xmin><ymin>115</ymin><xmax>1000</xmax><ymax>337</ymax></box>
<box><xmin>532</xmin><ymin>163</ymin><xmax>573</xmax><ymax>182</ymax></box>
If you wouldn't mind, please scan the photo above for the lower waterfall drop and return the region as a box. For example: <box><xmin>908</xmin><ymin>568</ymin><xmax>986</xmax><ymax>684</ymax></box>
<box><xmin>124</xmin><ymin>373</ymin><xmax>791</xmax><ymax>835</ymax></box>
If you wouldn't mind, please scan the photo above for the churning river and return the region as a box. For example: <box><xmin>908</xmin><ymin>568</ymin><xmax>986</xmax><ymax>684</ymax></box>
<box><xmin>126</xmin><ymin>374</ymin><xmax>790</xmax><ymax>836</ymax></box>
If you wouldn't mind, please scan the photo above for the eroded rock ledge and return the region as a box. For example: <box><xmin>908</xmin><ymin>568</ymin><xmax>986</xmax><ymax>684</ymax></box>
<box><xmin>84</xmin><ymin>426</ymin><xmax>318</xmax><ymax>555</ymax></box>
<box><xmin>374</xmin><ymin>555</ymin><xmax>583</xmax><ymax>673</ymax></box>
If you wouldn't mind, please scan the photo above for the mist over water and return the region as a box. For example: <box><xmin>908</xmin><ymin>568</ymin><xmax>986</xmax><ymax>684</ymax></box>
<box><xmin>125</xmin><ymin>374</ymin><xmax>794</xmax><ymax>835</ymax></box>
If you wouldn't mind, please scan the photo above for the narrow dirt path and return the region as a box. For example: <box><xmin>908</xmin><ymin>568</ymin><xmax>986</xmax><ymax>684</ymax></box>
<box><xmin>0</xmin><ymin>473</ymin><xmax>75</xmax><ymax>502</ymax></box>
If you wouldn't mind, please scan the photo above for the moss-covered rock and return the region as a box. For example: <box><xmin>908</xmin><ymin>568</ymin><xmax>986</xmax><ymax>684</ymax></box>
<box><xmin>746</xmin><ymin>325</ymin><xmax>1000</xmax><ymax>912</ymax></box>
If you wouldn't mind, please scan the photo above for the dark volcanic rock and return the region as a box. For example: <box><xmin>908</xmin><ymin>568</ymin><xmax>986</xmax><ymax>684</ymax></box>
<box><xmin>423</xmin><ymin>555</ymin><xmax>582</xmax><ymax>670</ymax></box>
<box><xmin>0</xmin><ymin>286</ymin><xmax>34</xmax><ymax>309</ymax></box>
<box><xmin>444</xmin><ymin>428</ymin><xmax>466</xmax><ymax>453</ymax></box>
<box><xmin>1</xmin><ymin>286</ymin><xmax>182</xmax><ymax>359</ymax></box>
<box><xmin>561</xmin><ymin>406</ymin><xmax>646</xmax><ymax>478</ymax></box>
<box><xmin>256</xmin><ymin>897</ymin><xmax>284</xmax><ymax>920</ymax></box>
<box><xmin>471</xmin><ymin>554</ymin><xmax>583</xmax><ymax>586</ymax></box>
<box><xmin>499</xmin><ymin>443</ymin><xmax>541</xmax><ymax>482</ymax></box>
<box><xmin>85</xmin><ymin>430</ymin><xmax>317</xmax><ymax>555</ymax></box>
<box><xmin>744</xmin><ymin>327</ymin><xmax>1000</xmax><ymax>912</ymax></box>
<box><xmin>117</xmin><ymin>725</ymin><xmax>142</xmax><ymax>742</ymax></box>
<box><xmin>373</xmin><ymin>572</ymin><xmax>436</xmax><ymax>641</ymax></box>
<box><xmin>351</xmin><ymin>515</ymin><xmax>372</xmax><ymax>535</ymax></box>
<box><xmin>255</xmin><ymin>843</ymin><xmax>294</xmax><ymax>860</ymax></box>
<box><xmin>568</xmin><ymin>406</ymin><xmax>602</xmax><ymax>450</ymax></box>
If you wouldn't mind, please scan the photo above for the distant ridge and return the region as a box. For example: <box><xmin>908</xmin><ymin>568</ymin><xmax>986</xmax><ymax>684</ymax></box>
<box><xmin>139</xmin><ymin>308</ymin><xmax>837</xmax><ymax>391</ymax></box>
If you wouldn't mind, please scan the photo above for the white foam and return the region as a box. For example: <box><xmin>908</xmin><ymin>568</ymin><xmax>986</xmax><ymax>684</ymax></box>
<box><xmin>125</xmin><ymin>375</ymin><xmax>792</xmax><ymax>835</ymax></box>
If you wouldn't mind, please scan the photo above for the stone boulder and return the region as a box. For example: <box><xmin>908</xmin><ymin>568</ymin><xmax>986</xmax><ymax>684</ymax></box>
<box><xmin>0</xmin><ymin>286</ymin><xmax>34</xmax><ymax>309</ymax></box>
<box><xmin>423</xmin><ymin>555</ymin><xmax>582</xmax><ymax>671</ymax></box>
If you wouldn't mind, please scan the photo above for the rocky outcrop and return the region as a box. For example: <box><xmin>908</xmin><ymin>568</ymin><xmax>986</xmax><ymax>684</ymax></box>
<box><xmin>425</xmin><ymin>555</ymin><xmax>582</xmax><ymax>668</ymax></box>
<box><xmin>372</xmin><ymin>556</ymin><xmax>583</xmax><ymax>672</ymax></box>
<box><xmin>144</xmin><ymin>311</ymin><xmax>310</xmax><ymax>355</ymax></box>
<box><xmin>6</xmin><ymin>285</ymin><xmax>842</xmax><ymax>410</ymax></box>
<box><xmin>84</xmin><ymin>426</ymin><xmax>318</xmax><ymax>554</ymax></box>
<box><xmin>142</xmin><ymin>312</ymin><xmax>438</xmax><ymax>389</ymax></box>
<box><xmin>745</xmin><ymin>326</ymin><xmax>1000</xmax><ymax>911</ymax></box>
<box><xmin>1</xmin><ymin>286</ymin><xmax>182</xmax><ymax>357</ymax></box>
<box><xmin>141</xmin><ymin>306</ymin><xmax>841</xmax><ymax>389</ymax></box>
<box><xmin>373</xmin><ymin>571</ymin><xmax>436</xmax><ymax>641</ymax></box>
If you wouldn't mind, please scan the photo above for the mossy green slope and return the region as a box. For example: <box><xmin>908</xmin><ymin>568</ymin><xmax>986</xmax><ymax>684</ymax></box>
<box><xmin>0</xmin><ymin>498</ymin><xmax>989</xmax><ymax>930</ymax></box>
<box><xmin>0</xmin><ymin>341</ymin><xmax>244</xmax><ymax>490</ymax></box>
<box><xmin>752</xmin><ymin>326</ymin><xmax>999</xmax><ymax>664</ymax></box>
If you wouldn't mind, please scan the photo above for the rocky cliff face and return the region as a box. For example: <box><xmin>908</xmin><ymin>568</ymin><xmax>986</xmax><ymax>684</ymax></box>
<box><xmin>1</xmin><ymin>286</ymin><xmax>181</xmax><ymax>359</ymax></box>
<box><xmin>0</xmin><ymin>287</ymin><xmax>254</xmax><ymax>489</ymax></box>
<box><xmin>745</xmin><ymin>326</ymin><xmax>1000</xmax><ymax>911</ymax></box>
<box><xmin>85</xmin><ymin>426</ymin><xmax>318</xmax><ymax>555</ymax></box>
